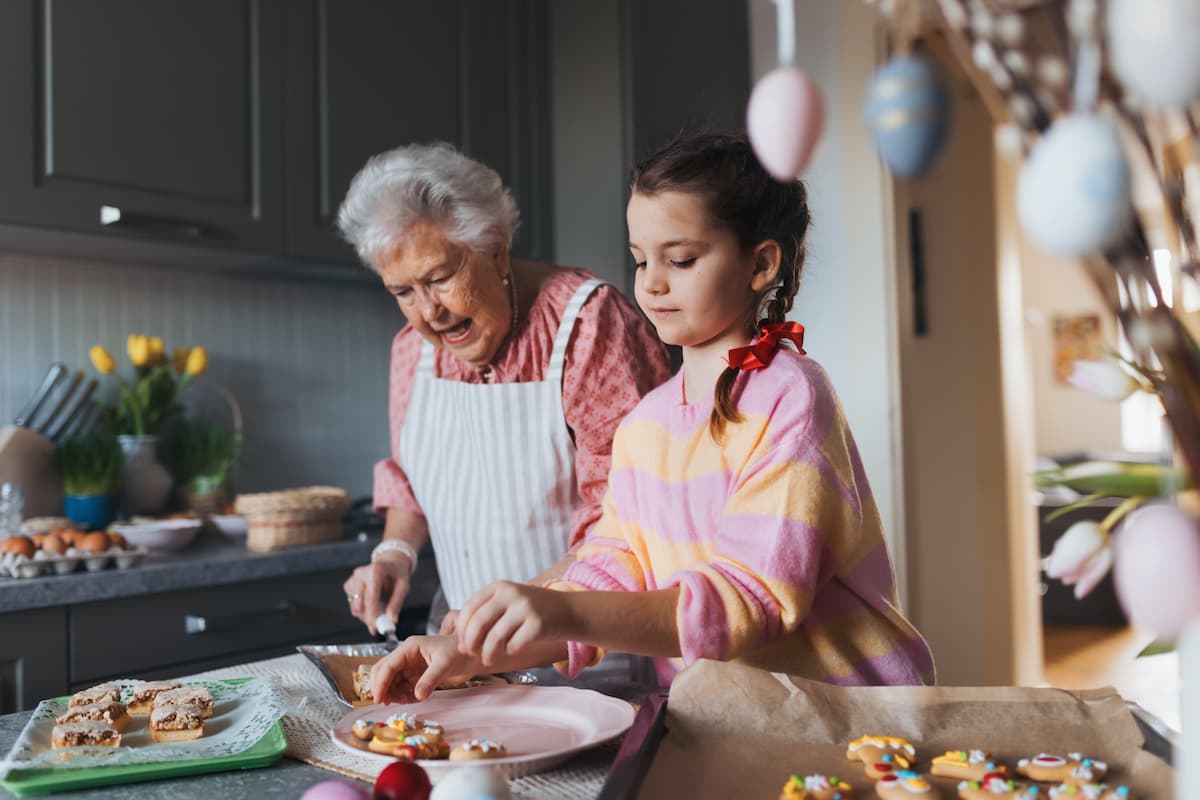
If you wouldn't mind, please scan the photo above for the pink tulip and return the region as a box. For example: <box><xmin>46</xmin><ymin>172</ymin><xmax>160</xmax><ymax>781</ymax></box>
<box><xmin>1042</xmin><ymin>520</ymin><xmax>1114</xmax><ymax>598</ymax></box>
<box><xmin>1067</xmin><ymin>360</ymin><xmax>1140</xmax><ymax>401</ymax></box>
<box><xmin>1113</xmin><ymin>504</ymin><xmax>1200</xmax><ymax>640</ymax></box>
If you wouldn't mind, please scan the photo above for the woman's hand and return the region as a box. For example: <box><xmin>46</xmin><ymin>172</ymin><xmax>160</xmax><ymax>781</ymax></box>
<box><xmin>457</xmin><ymin>581</ymin><xmax>577</xmax><ymax>667</ymax></box>
<box><xmin>343</xmin><ymin>553</ymin><xmax>412</xmax><ymax>635</ymax></box>
<box><xmin>370</xmin><ymin>635</ymin><xmax>478</xmax><ymax>703</ymax></box>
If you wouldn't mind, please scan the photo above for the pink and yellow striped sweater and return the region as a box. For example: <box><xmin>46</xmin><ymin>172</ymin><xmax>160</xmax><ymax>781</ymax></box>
<box><xmin>556</xmin><ymin>349</ymin><xmax>935</xmax><ymax>686</ymax></box>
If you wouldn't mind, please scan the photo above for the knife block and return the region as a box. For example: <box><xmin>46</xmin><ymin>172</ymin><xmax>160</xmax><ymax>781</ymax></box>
<box><xmin>0</xmin><ymin>425</ymin><xmax>63</xmax><ymax>519</ymax></box>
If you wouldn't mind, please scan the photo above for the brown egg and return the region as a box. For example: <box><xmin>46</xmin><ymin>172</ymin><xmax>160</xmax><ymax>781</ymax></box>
<box><xmin>30</xmin><ymin>533</ymin><xmax>46</xmax><ymax>548</ymax></box>
<box><xmin>7</xmin><ymin>536</ymin><xmax>35</xmax><ymax>559</ymax></box>
<box><xmin>59</xmin><ymin>529</ymin><xmax>82</xmax><ymax>546</ymax></box>
<box><xmin>79</xmin><ymin>532</ymin><xmax>111</xmax><ymax>553</ymax></box>
<box><xmin>107</xmin><ymin>532</ymin><xmax>127</xmax><ymax>550</ymax></box>
<box><xmin>41</xmin><ymin>533</ymin><xmax>67</xmax><ymax>555</ymax></box>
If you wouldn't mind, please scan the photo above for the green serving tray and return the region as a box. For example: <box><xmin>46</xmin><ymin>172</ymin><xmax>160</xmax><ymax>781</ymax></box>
<box><xmin>0</xmin><ymin>680</ymin><xmax>287</xmax><ymax>797</ymax></box>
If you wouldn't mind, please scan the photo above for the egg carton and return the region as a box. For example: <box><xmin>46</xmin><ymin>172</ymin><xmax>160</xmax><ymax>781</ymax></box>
<box><xmin>0</xmin><ymin>545</ymin><xmax>148</xmax><ymax>579</ymax></box>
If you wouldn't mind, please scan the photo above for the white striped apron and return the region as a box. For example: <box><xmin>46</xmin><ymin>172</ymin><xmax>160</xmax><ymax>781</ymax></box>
<box><xmin>399</xmin><ymin>279</ymin><xmax>603</xmax><ymax>610</ymax></box>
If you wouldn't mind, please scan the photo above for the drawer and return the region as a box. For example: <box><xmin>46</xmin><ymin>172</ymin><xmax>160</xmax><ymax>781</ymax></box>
<box><xmin>70</xmin><ymin>569</ymin><xmax>377</xmax><ymax>683</ymax></box>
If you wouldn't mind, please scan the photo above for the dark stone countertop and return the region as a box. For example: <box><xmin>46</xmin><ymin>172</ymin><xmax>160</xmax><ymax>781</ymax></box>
<box><xmin>0</xmin><ymin>706</ymin><xmax>357</xmax><ymax>799</ymax></box>
<box><xmin>0</xmin><ymin>528</ymin><xmax>394</xmax><ymax>614</ymax></box>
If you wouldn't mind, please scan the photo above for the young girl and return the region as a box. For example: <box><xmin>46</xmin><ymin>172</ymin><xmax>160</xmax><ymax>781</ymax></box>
<box><xmin>370</xmin><ymin>132</ymin><xmax>935</xmax><ymax>703</ymax></box>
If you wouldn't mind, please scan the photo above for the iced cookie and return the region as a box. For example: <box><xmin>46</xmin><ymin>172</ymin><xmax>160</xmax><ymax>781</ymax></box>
<box><xmin>51</xmin><ymin>720</ymin><xmax>122</xmax><ymax>749</ymax></box>
<box><xmin>450</xmin><ymin>738</ymin><xmax>508</xmax><ymax>761</ymax></box>
<box><xmin>933</xmin><ymin>750</ymin><xmax>1007</xmax><ymax>781</ymax></box>
<box><xmin>1048</xmin><ymin>784</ymin><xmax>1130</xmax><ymax>799</ymax></box>
<box><xmin>848</xmin><ymin>736</ymin><xmax>917</xmax><ymax>780</ymax></box>
<box><xmin>876</xmin><ymin>771</ymin><xmax>938</xmax><ymax>799</ymax></box>
<box><xmin>1017</xmin><ymin>754</ymin><xmax>1107</xmax><ymax>786</ymax></box>
<box><xmin>780</xmin><ymin>773</ymin><xmax>856</xmax><ymax>799</ymax></box>
<box><xmin>56</xmin><ymin>701</ymin><xmax>131</xmax><ymax>732</ymax></box>
<box><xmin>68</xmin><ymin>683</ymin><xmax>122</xmax><ymax>708</ymax></box>
<box><xmin>128</xmin><ymin>681</ymin><xmax>182</xmax><ymax>715</ymax></box>
<box><xmin>351</xmin><ymin>719</ymin><xmax>378</xmax><ymax>741</ymax></box>
<box><xmin>957</xmin><ymin>773</ymin><xmax>1040</xmax><ymax>799</ymax></box>
<box><xmin>405</xmin><ymin>733</ymin><xmax>451</xmax><ymax>759</ymax></box>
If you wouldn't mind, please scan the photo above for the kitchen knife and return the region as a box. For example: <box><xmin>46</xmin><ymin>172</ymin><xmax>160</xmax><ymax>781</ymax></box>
<box><xmin>29</xmin><ymin>369</ymin><xmax>82</xmax><ymax>435</ymax></box>
<box><xmin>45</xmin><ymin>378</ymin><xmax>98</xmax><ymax>442</ymax></box>
<box><xmin>12</xmin><ymin>363</ymin><xmax>68</xmax><ymax>428</ymax></box>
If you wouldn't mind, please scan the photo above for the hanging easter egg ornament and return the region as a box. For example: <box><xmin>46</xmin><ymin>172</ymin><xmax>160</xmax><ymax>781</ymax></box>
<box><xmin>862</xmin><ymin>55</ymin><xmax>951</xmax><ymax>179</ymax></box>
<box><xmin>1108</xmin><ymin>0</ymin><xmax>1200</xmax><ymax>109</ymax></box>
<box><xmin>746</xmin><ymin>0</ymin><xmax>826</xmax><ymax>181</ymax></box>
<box><xmin>1016</xmin><ymin>113</ymin><xmax>1133</xmax><ymax>257</ymax></box>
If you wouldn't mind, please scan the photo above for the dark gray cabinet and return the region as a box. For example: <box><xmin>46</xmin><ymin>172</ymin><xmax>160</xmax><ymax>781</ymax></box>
<box><xmin>0</xmin><ymin>0</ymin><xmax>552</xmax><ymax>268</ymax></box>
<box><xmin>0</xmin><ymin>608</ymin><xmax>68</xmax><ymax>715</ymax></box>
<box><xmin>283</xmin><ymin>0</ymin><xmax>553</xmax><ymax>263</ymax></box>
<box><xmin>0</xmin><ymin>0</ymin><xmax>287</xmax><ymax>252</ymax></box>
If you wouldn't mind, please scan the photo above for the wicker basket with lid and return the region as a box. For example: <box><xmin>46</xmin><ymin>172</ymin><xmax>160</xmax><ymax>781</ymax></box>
<box><xmin>234</xmin><ymin>486</ymin><xmax>350</xmax><ymax>552</ymax></box>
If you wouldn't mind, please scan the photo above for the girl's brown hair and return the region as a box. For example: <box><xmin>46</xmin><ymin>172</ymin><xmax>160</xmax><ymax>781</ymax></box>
<box><xmin>630</xmin><ymin>132</ymin><xmax>811</xmax><ymax>440</ymax></box>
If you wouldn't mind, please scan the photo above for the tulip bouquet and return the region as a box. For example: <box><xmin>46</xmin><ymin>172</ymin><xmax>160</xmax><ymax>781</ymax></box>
<box><xmin>88</xmin><ymin>334</ymin><xmax>209</xmax><ymax>437</ymax></box>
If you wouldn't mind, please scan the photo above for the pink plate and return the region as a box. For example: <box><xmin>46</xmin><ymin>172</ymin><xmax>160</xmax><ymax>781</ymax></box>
<box><xmin>330</xmin><ymin>685</ymin><xmax>635</xmax><ymax>780</ymax></box>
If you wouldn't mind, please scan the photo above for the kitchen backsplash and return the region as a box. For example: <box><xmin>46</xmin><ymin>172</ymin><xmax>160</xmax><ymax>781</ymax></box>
<box><xmin>0</xmin><ymin>251</ymin><xmax>400</xmax><ymax>499</ymax></box>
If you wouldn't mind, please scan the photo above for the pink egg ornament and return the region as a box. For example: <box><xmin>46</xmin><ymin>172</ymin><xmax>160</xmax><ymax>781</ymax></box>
<box><xmin>1113</xmin><ymin>504</ymin><xmax>1200</xmax><ymax>641</ymax></box>
<box><xmin>746</xmin><ymin>66</ymin><xmax>825</xmax><ymax>181</ymax></box>
<box><xmin>299</xmin><ymin>780</ymin><xmax>371</xmax><ymax>800</ymax></box>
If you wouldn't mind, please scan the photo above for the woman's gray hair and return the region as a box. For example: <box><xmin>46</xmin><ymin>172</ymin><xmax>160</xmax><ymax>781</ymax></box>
<box><xmin>336</xmin><ymin>143</ymin><xmax>520</xmax><ymax>269</ymax></box>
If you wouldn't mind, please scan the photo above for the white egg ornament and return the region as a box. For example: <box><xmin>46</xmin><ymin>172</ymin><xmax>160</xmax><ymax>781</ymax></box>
<box><xmin>862</xmin><ymin>56</ymin><xmax>950</xmax><ymax>179</ymax></box>
<box><xmin>1016</xmin><ymin>114</ymin><xmax>1133</xmax><ymax>258</ymax></box>
<box><xmin>746</xmin><ymin>66</ymin><xmax>825</xmax><ymax>181</ymax></box>
<box><xmin>300</xmin><ymin>780</ymin><xmax>371</xmax><ymax>800</ymax></box>
<box><xmin>430</xmin><ymin>766</ymin><xmax>511</xmax><ymax>800</ymax></box>
<box><xmin>1108</xmin><ymin>0</ymin><xmax>1200</xmax><ymax>109</ymax></box>
<box><xmin>1113</xmin><ymin>504</ymin><xmax>1200</xmax><ymax>641</ymax></box>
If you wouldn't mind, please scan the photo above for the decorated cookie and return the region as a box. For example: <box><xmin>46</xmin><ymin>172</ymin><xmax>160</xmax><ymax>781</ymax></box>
<box><xmin>780</xmin><ymin>773</ymin><xmax>856</xmax><ymax>800</ymax></box>
<box><xmin>1047</xmin><ymin>784</ymin><xmax>1130</xmax><ymax>799</ymax></box>
<box><xmin>848</xmin><ymin>736</ymin><xmax>917</xmax><ymax>780</ymax></box>
<box><xmin>449</xmin><ymin>738</ymin><xmax>508</xmax><ymax>761</ymax></box>
<box><xmin>933</xmin><ymin>750</ymin><xmax>1007</xmax><ymax>781</ymax></box>
<box><xmin>1017</xmin><ymin>754</ymin><xmax>1107</xmax><ymax>786</ymax></box>
<box><xmin>404</xmin><ymin>733</ymin><xmax>451</xmax><ymax>759</ymax></box>
<box><xmin>957</xmin><ymin>773</ymin><xmax>1041</xmax><ymax>799</ymax></box>
<box><xmin>876</xmin><ymin>771</ymin><xmax>938</xmax><ymax>799</ymax></box>
<box><xmin>351</xmin><ymin>719</ymin><xmax>377</xmax><ymax>741</ymax></box>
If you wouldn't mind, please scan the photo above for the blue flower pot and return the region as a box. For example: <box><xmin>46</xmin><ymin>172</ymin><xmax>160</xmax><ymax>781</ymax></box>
<box><xmin>64</xmin><ymin>494</ymin><xmax>117</xmax><ymax>531</ymax></box>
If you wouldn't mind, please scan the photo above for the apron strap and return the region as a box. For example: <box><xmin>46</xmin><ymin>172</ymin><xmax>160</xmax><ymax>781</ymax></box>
<box><xmin>547</xmin><ymin>279</ymin><xmax>604</xmax><ymax>386</ymax></box>
<box><xmin>416</xmin><ymin>339</ymin><xmax>436</xmax><ymax>378</ymax></box>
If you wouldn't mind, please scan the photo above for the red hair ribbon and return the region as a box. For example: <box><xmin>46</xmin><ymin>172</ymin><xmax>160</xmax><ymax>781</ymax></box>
<box><xmin>725</xmin><ymin>321</ymin><xmax>806</xmax><ymax>371</ymax></box>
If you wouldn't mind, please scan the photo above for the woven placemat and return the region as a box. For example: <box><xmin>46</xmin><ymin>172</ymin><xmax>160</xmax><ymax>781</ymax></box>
<box><xmin>182</xmin><ymin>654</ymin><xmax>614</xmax><ymax>799</ymax></box>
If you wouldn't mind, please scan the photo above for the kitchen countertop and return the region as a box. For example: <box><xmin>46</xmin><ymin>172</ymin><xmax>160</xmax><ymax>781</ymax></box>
<box><xmin>0</xmin><ymin>528</ymin><xmax>436</xmax><ymax>614</ymax></box>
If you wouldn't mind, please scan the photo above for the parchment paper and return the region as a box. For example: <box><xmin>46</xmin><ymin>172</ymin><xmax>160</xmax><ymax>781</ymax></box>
<box><xmin>637</xmin><ymin>660</ymin><xmax>1174</xmax><ymax>799</ymax></box>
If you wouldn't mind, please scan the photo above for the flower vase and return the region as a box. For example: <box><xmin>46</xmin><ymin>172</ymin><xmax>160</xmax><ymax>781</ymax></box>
<box><xmin>63</xmin><ymin>494</ymin><xmax>116</xmax><ymax>531</ymax></box>
<box><xmin>117</xmin><ymin>435</ymin><xmax>172</xmax><ymax>515</ymax></box>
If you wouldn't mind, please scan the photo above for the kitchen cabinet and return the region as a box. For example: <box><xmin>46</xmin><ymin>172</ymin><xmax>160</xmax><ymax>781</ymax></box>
<box><xmin>283</xmin><ymin>0</ymin><xmax>554</xmax><ymax>263</ymax></box>
<box><xmin>0</xmin><ymin>0</ymin><xmax>552</xmax><ymax>269</ymax></box>
<box><xmin>0</xmin><ymin>608</ymin><xmax>67</xmax><ymax>715</ymax></box>
<box><xmin>0</xmin><ymin>0</ymin><xmax>287</xmax><ymax>252</ymax></box>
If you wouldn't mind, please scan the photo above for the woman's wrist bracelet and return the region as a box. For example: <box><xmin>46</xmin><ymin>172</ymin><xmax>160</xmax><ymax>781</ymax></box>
<box><xmin>371</xmin><ymin>539</ymin><xmax>419</xmax><ymax>576</ymax></box>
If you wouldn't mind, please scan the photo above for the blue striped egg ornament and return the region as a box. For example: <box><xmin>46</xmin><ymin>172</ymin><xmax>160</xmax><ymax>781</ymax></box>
<box><xmin>862</xmin><ymin>55</ymin><xmax>950</xmax><ymax>179</ymax></box>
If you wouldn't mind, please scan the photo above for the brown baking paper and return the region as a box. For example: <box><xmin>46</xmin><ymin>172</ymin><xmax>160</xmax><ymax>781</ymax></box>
<box><xmin>637</xmin><ymin>660</ymin><xmax>1174</xmax><ymax>799</ymax></box>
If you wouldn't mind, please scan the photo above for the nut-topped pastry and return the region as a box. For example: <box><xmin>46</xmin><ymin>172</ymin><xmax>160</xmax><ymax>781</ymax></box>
<box><xmin>353</xmin><ymin>663</ymin><xmax>374</xmax><ymax>702</ymax></box>
<box><xmin>69</xmin><ymin>683</ymin><xmax>122</xmax><ymax>708</ymax></box>
<box><xmin>51</xmin><ymin>720</ymin><xmax>122</xmax><ymax>749</ymax></box>
<box><xmin>56</xmin><ymin>701</ymin><xmax>131</xmax><ymax>732</ymax></box>
<box><xmin>149</xmin><ymin>702</ymin><xmax>205</xmax><ymax>743</ymax></box>
<box><xmin>128</xmin><ymin>681</ymin><xmax>182</xmax><ymax>715</ymax></box>
<box><xmin>153</xmin><ymin>685</ymin><xmax>214</xmax><ymax>719</ymax></box>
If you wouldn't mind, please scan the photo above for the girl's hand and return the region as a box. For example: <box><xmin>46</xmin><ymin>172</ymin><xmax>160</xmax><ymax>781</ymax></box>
<box><xmin>457</xmin><ymin>581</ymin><xmax>575</xmax><ymax>667</ymax></box>
<box><xmin>370</xmin><ymin>635</ymin><xmax>478</xmax><ymax>703</ymax></box>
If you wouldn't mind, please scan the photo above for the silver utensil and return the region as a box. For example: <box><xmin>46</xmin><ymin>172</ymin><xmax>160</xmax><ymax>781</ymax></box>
<box><xmin>375</xmin><ymin>613</ymin><xmax>400</xmax><ymax>650</ymax></box>
<box><xmin>12</xmin><ymin>363</ymin><xmax>68</xmax><ymax>428</ymax></box>
<box><xmin>45</xmin><ymin>378</ymin><xmax>98</xmax><ymax>442</ymax></box>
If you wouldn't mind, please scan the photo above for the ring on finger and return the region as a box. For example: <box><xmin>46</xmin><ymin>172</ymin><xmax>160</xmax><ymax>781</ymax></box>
<box><xmin>347</xmin><ymin>592</ymin><xmax>360</xmax><ymax>603</ymax></box>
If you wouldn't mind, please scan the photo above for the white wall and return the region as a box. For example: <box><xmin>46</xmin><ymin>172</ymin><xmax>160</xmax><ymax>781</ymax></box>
<box><xmin>748</xmin><ymin>0</ymin><xmax>907</xmax><ymax>597</ymax></box>
<box><xmin>0</xmin><ymin>251</ymin><xmax>399</xmax><ymax>498</ymax></box>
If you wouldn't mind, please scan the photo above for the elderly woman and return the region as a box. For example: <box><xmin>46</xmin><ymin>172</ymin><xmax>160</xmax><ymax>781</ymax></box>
<box><xmin>339</xmin><ymin>143</ymin><xmax>671</xmax><ymax>636</ymax></box>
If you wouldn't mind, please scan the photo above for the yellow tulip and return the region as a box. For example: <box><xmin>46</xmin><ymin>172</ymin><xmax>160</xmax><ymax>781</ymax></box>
<box><xmin>89</xmin><ymin>345</ymin><xmax>116</xmax><ymax>374</ymax></box>
<box><xmin>127</xmin><ymin>334</ymin><xmax>150</xmax><ymax>367</ymax></box>
<box><xmin>186</xmin><ymin>346</ymin><xmax>208</xmax><ymax>376</ymax></box>
<box><xmin>172</xmin><ymin>347</ymin><xmax>191</xmax><ymax>375</ymax></box>
<box><xmin>148</xmin><ymin>337</ymin><xmax>165</xmax><ymax>366</ymax></box>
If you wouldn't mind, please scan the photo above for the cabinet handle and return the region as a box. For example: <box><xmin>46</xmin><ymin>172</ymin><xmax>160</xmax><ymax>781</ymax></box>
<box><xmin>184</xmin><ymin>601</ymin><xmax>296</xmax><ymax>635</ymax></box>
<box><xmin>100</xmin><ymin>205</ymin><xmax>211</xmax><ymax>239</ymax></box>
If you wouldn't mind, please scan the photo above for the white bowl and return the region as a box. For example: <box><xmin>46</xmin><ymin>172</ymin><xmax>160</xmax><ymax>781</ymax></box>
<box><xmin>110</xmin><ymin>519</ymin><xmax>203</xmax><ymax>553</ymax></box>
<box><xmin>209</xmin><ymin>514</ymin><xmax>248</xmax><ymax>539</ymax></box>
